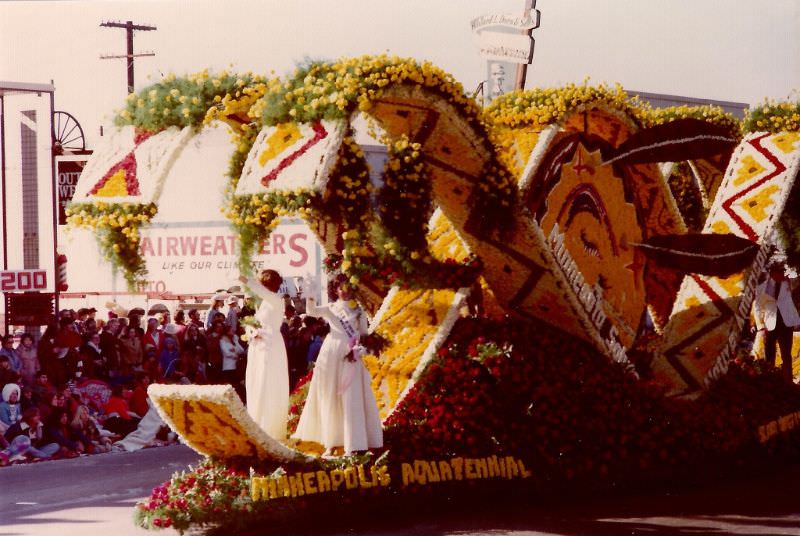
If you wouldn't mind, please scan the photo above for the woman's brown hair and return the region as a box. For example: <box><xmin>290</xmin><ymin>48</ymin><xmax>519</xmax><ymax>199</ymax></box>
<box><xmin>259</xmin><ymin>269</ymin><xmax>283</xmax><ymax>293</ymax></box>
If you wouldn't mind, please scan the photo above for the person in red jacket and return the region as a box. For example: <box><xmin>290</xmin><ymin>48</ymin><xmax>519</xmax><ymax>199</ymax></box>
<box><xmin>102</xmin><ymin>385</ymin><xmax>139</xmax><ymax>438</ymax></box>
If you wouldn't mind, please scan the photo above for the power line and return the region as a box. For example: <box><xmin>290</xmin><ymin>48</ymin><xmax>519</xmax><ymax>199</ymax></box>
<box><xmin>99</xmin><ymin>20</ymin><xmax>157</xmax><ymax>94</ymax></box>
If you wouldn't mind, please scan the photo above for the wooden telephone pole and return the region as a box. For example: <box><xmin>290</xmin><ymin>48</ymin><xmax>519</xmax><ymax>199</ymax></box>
<box><xmin>100</xmin><ymin>20</ymin><xmax>157</xmax><ymax>94</ymax></box>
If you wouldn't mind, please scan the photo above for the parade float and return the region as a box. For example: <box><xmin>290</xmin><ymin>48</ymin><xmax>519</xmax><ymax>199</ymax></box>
<box><xmin>65</xmin><ymin>57</ymin><xmax>800</xmax><ymax>532</ymax></box>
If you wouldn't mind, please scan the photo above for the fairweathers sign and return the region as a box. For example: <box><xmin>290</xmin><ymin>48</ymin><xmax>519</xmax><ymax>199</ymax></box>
<box><xmin>133</xmin><ymin>220</ymin><xmax>321</xmax><ymax>294</ymax></box>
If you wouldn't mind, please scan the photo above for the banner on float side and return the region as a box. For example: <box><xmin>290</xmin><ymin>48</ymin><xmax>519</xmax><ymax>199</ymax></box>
<box><xmin>653</xmin><ymin>131</ymin><xmax>800</xmax><ymax>396</ymax></box>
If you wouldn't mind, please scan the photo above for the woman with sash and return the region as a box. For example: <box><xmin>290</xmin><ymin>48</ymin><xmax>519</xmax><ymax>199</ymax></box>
<box><xmin>293</xmin><ymin>275</ymin><xmax>383</xmax><ymax>456</ymax></box>
<box><xmin>238</xmin><ymin>270</ymin><xmax>289</xmax><ymax>439</ymax></box>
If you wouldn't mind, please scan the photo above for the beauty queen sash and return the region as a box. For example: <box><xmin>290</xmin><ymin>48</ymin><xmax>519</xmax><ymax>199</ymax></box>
<box><xmin>334</xmin><ymin>301</ymin><xmax>364</xmax><ymax>395</ymax></box>
<box><xmin>333</xmin><ymin>301</ymin><xmax>362</xmax><ymax>342</ymax></box>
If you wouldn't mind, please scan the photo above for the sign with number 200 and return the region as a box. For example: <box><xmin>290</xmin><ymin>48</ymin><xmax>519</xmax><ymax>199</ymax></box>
<box><xmin>0</xmin><ymin>270</ymin><xmax>48</xmax><ymax>292</ymax></box>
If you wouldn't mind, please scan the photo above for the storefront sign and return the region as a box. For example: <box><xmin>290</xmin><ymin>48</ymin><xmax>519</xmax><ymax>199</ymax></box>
<box><xmin>471</xmin><ymin>8</ymin><xmax>541</xmax><ymax>32</ymax></box>
<box><xmin>133</xmin><ymin>220</ymin><xmax>321</xmax><ymax>294</ymax></box>
<box><xmin>55</xmin><ymin>156</ymin><xmax>88</xmax><ymax>225</ymax></box>
<box><xmin>477</xmin><ymin>31</ymin><xmax>535</xmax><ymax>64</ymax></box>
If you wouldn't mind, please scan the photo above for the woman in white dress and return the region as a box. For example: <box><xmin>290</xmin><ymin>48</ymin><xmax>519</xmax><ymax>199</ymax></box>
<box><xmin>238</xmin><ymin>270</ymin><xmax>289</xmax><ymax>439</ymax></box>
<box><xmin>293</xmin><ymin>275</ymin><xmax>383</xmax><ymax>455</ymax></box>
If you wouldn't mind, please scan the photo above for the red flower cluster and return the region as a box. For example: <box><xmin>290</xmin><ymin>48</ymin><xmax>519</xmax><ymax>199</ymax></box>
<box><xmin>135</xmin><ymin>459</ymin><xmax>251</xmax><ymax>531</ymax></box>
<box><xmin>287</xmin><ymin>370</ymin><xmax>314</xmax><ymax>435</ymax></box>
<box><xmin>384</xmin><ymin>316</ymin><xmax>800</xmax><ymax>488</ymax></box>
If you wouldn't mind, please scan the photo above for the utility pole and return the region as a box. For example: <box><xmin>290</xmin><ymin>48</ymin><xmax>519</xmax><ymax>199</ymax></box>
<box><xmin>100</xmin><ymin>20</ymin><xmax>157</xmax><ymax>94</ymax></box>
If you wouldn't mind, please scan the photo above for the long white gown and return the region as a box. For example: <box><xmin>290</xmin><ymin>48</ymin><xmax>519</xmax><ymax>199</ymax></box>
<box><xmin>244</xmin><ymin>277</ymin><xmax>289</xmax><ymax>439</ymax></box>
<box><xmin>292</xmin><ymin>298</ymin><xmax>383</xmax><ymax>453</ymax></box>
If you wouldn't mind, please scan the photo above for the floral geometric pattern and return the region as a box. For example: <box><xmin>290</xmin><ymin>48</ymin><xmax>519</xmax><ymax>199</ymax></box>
<box><xmin>654</xmin><ymin>131</ymin><xmax>800</xmax><ymax>396</ymax></box>
<box><xmin>72</xmin><ymin>125</ymin><xmax>192</xmax><ymax>204</ymax></box>
<box><xmin>236</xmin><ymin>120</ymin><xmax>346</xmax><ymax>195</ymax></box>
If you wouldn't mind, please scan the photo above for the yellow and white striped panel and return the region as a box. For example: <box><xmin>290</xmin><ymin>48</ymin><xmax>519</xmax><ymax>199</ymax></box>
<box><xmin>364</xmin><ymin>286</ymin><xmax>468</xmax><ymax>420</ymax></box>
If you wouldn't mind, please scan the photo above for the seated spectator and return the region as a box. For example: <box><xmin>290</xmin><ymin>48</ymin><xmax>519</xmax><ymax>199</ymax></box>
<box><xmin>63</xmin><ymin>386</ymin><xmax>81</xmax><ymax>416</ymax></box>
<box><xmin>19</xmin><ymin>386</ymin><xmax>36</xmax><ymax>412</ymax></box>
<box><xmin>0</xmin><ymin>355</ymin><xmax>21</xmax><ymax>391</ymax></box>
<box><xmin>0</xmin><ymin>383</ymin><xmax>22</xmax><ymax>431</ymax></box>
<box><xmin>31</xmin><ymin>371</ymin><xmax>55</xmax><ymax>406</ymax></box>
<box><xmin>102</xmin><ymin>385</ymin><xmax>140</xmax><ymax>437</ymax></box>
<box><xmin>71</xmin><ymin>405</ymin><xmax>111</xmax><ymax>454</ymax></box>
<box><xmin>44</xmin><ymin>408</ymin><xmax>86</xmax><ymax>457</ymax></box>
<box><xmin>39</xmin><ymin>390</ymin><xmax>67</xmax><ymax>423</ymax></box>
<box><xmin>16</xmin><ymin>334</ymin><xmax>39</xmax><ymax>387</ymax></box>
<box><xmin>4</xmin><ymin>407</ymin><xmax>59</xmax><ymax>459</ymax></box>
<box><xmin>129</xmin><ymin>374</ymin><xmax>151</xmax><ymax>417</ymax></box>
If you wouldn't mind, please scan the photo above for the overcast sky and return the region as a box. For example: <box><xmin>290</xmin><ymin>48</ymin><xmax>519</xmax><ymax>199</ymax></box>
<box><xmin>2</xmin><ymin>0</ymin><xmax>799</xmax><ymax>148</ymax></box>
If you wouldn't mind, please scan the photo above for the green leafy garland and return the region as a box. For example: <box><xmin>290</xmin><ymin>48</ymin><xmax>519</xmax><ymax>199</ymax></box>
<box><xmin>115</xmin><ymin>71</ymin><xmax>266</xmax><ymax>131</ymax></box>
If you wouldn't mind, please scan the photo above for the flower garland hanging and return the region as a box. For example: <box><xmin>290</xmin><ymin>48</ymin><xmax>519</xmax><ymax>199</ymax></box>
<box><xmin>377</xmin><ymin>135</ymin><xmax>431</xmax><ymax>254</ymax></box>
<box><xmin>65</xmin><ymin>202</ymin><xmax>157</xmax><ymax>288</ymax></box>
<box><xmin>486</xmin><ymin>85</ymin><xmax>743</xmax><ymax>177</ymax></box>
<box><xmin>227</xmin><ymin>188</ymin><xmax>318</xmax><ymax>273</ymax></box>
<box><xmin>320</xmin><ymin>133</ymin><xmax>375</xmax><ymax>229</ymax></box>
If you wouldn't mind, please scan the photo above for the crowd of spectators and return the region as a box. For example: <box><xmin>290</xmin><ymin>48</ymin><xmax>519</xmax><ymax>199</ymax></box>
<box><xmin>0</xmin><ymin>292</ymin><xmax>330</xmax><ymax>465</ymax></box>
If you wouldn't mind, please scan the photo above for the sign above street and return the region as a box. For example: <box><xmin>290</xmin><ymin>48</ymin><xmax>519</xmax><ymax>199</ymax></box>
<box><xmin>470</xmin><ymin>9</ymin><xmax>541</xmax><ymax>32</ymax></box>
<box><xmin>477</xmin><ymin>31</ymin><xmax>535</xmax><ymax>64</ymax></box>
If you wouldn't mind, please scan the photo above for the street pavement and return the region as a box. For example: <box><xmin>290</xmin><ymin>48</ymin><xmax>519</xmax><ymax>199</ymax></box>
<box><xmin>0</xmin><ymin>445</ymin><xmax>201</xmax><ymax>536</ymax></box>
<box><xmin>1</xmin><ymin>444</ymin><xmax>799</xmax><ymax>535</ymax></box>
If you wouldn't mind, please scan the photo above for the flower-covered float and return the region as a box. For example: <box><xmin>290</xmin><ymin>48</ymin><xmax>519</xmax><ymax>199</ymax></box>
<box><xmin>65</xmin><ymin>57</ymin><xmax>800</xmax><ymax>532</ymax></box>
